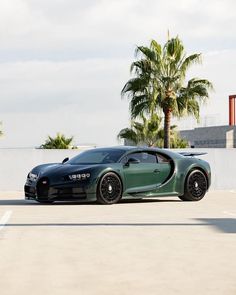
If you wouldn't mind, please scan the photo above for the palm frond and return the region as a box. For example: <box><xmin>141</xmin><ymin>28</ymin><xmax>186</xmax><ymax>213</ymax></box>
<box><xmin>117</xmin><ymin>128</ymin><xmax>138</xmax><ymax>144</ymax></box>
<box><xmin>150</xmin><ymin>40</ymin><xmax>162</xmax><ymax>56</ymax></box>
<box><xmin>121</xmin><ymin>77</ymin><xmax>148</xmax><ymax>97</ymax></box>
<box><xmin>130</xmin><ymin>101</ymin><xmax>150</xmax><ymax>119</ymax></box>
<box><xmin>130</xmin><ymin>59</ymin><xmax>152</xmax><ymax>75</ymax></box>
<box><xmin>179</xmin><ymin>54</ymin><xmax>202</xmax><ymax>77</ymax></box>
<box><xmin>135</xmin><ymin>46</ymin><xmax>156</xmax><ymax>61</ymax></box>
<box><xmin>164</xmin><ymin>37</ymin><xmax>184</xmax><ymax>64</ymax></box>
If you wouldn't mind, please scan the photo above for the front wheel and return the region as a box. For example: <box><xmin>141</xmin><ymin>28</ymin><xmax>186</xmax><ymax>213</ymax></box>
<box><xmin>97</xmin><ymin>172</ymin><xmax>122</xmax><ymax>205</ymax></box>
<box><xmin>179</xmin><ymin>170</ymin><xmax>208</xmax><ymax>201</ymax></box>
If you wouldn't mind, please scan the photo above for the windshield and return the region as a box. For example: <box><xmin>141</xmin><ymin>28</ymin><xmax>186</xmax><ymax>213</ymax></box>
<box><xmin>68</xmin><ymin>149</ymin><xmax>126</xmax><ymax>165</ymax></box>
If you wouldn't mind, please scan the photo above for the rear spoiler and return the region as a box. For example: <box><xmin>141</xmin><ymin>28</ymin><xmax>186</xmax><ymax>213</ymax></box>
<box><xmin>179</xmin><ymin>152</ymin><xmax>207</xmax><ymax>157</ymax></box>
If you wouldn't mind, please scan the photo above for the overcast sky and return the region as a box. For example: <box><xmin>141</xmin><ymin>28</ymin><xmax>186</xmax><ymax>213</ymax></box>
<box><xmin>0</xmin><ymin>0</ymin><xmax>236</xmax><ymax>147</ymax></box>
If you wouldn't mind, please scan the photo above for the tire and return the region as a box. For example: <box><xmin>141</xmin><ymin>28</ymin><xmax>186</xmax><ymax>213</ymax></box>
<box><xmin>97</xmin><ymin>172</ymin><xmax>122</xmax><ymax>205</ymax></box>
<box><xmin>179</xmin><ymin>169</ymin><xmax>208</xmax><ymax>201</ymax></box>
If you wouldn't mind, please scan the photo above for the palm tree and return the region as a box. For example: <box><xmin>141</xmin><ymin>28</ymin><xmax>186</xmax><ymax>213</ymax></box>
<box><xmin>41</xmin><ymin>133</ymin><xmax>74</xmax><ymax>149</ymax></box>
<box><xmin>122</xmin><ymin>45</ymin><xmax>158</xmax><ymax>118</ymax></box>
<box><xmin>118</xmin><ymin>114</ymin><xmax>163</xmax><ymax>147</ymax></box>
<box><xmin>169</xmin><ymin>125</ymin><xmax>189</xmax><ymax>148</ymax></box>
<box><xmin>118</xmin><ymin>115</ymin><xmax>188</xmax><ymax>148</ymax></box>
<box><xmin>122</xmin><ymin>36</ymin><xmax>213</xmax><ymax>148</ymax></box>
<box><xmin>0</xmin><ymin>122</ymin><xmax>3</xmax><ymax>137</ymax></box>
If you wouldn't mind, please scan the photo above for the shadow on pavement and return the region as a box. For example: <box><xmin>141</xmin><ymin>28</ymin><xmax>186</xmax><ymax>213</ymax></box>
<box><xmin>119</xmin><ymin>199</ymin><xmax>181</xmax><ymax>204</ymax></box>
<box><xmin>2</xmin><ymin>222</ymin><xmax>207</xmax><ymax>227</ymax></box>
<box><xmin>0</xmin><ymin>198</ymin><xmax>180</xmax><ymax>206</ymax></box>
<box><xmin>0</xmin><ymin>199</ymin><xmax>36</xmax><ymax>206</ymax></box>
<box><xmin>196</xmin><ymin>218</ymin><xmax>236</xmax><ymax>234</ymax></box>
<box><xmin>2</xmin><ymin>219</ymin><xmax>235</xmax><ymax>233</ymax></box>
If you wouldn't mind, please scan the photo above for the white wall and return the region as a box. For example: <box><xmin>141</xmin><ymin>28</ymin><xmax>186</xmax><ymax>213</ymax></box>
<box><xmin>0</xmin><ymin>148</ymin><xmax>234</xmax><ymax>191</ymax></box>
<box><xmin>0</xmin><ymin>149</ymin><xmax>80</xmax><ymax>191</ymax></box>
<box><xmin>176</xmin><ymin>149</ymin><xmax>235</xmax><ymax>190</ymax></box>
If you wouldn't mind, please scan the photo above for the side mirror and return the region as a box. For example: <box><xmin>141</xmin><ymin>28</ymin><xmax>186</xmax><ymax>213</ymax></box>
<box><xmin>62</xmin><ymin>157</ymin><xmax>69</xmax><ymax>164</ymax></box>
<box><xmin>125</xmin><ymin>157</ymin><xmax>140</xmax><ymax>166</ymax></box>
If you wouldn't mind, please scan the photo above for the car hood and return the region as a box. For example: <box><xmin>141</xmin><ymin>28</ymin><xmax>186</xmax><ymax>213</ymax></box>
<box><xmin>32</xmin><ymin>163</ymin><xmax>101</xmax><ymax>178</ymax></box>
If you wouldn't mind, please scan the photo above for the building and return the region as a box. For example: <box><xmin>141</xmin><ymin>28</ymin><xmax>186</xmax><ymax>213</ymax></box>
<box><xmin>180</xmin><ymin>125</ymin><xmax>236</xmax><ymax>148</ymax></box>
<box><xmin>180</xmin><ymin>95</ymin><xmax>236</xmax><ymax>148</ymax></box>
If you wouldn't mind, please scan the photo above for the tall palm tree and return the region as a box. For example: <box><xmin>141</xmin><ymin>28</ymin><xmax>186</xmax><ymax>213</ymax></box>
<box><xmin>41</xmin><ymin>133</ymin><xmax>74</xmax><ymax>149</ymax></box>
<box><xmin>122</xmin><ymin>36</ymin><xmax>213</xmax><ymax>148</ymax></box>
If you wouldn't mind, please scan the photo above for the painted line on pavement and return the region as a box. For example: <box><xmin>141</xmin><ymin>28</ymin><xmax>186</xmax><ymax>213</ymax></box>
<box><xmin>0</xmin><ymin>211</ymin><xmax>13</xmax><ymax>231</ymax></box>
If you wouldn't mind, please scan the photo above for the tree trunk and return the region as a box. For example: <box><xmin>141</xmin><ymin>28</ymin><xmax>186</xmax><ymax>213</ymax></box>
<box><xmin>164</xmin><ymin>108</ymin><xmax>171</xmax><ymax>148</ymax></box>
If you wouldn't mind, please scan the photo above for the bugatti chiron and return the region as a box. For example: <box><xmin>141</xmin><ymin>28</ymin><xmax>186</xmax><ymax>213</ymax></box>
<box><xmin>24</xmin><ymin>146</ymin><xmax>211</xmax><ymax>204</ymax></box>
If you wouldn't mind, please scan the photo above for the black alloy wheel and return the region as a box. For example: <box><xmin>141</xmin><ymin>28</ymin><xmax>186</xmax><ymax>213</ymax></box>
<box><xmin>179</xmin><ymin>170</ymin><xmax>207</xmax><ymax>201</ymax></box>
<box><xmin>97</xmin><ymin>172</ymin><xmax>122</xmax><ymax>204</ymax></box>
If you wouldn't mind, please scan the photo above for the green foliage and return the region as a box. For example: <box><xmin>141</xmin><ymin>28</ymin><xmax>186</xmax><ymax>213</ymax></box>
<box><xmin>118</xmin><ymin>114</ymin><xmax>162</xmax><ymax>147</ymax></box>
<box><xmin>169</xmin><ymin>126</ymin><xmax>189</xmax><ymax>148</ymax></box>
<box><xmin>122</xmin><ymin>35</ymin><xmax>213</xmax><ymax>148</ymax></box>
<box><xmin>118</xmin><ymin>115</ymin><xmax>188</xmax><ymax>148</ymax></box>
<box><xmin>40</xmin><ymin>133</ymin><xmax>74</xmax><ymax>149</ymax></box>
<box><xmin>0</xmin><ymin>122</ymin><xmax>3</xmax><ymax>137</ymax></box>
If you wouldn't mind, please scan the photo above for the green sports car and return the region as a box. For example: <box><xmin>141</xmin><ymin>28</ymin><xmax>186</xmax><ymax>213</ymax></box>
<box><xmin>25</xmin><ymin>146</ymin><xmax>211</xmax><ymax>204</ymax></box>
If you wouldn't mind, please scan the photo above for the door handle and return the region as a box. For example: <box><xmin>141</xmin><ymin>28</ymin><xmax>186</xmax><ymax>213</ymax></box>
<box><xmin>154</xmin><ymin>169</ymin><xmax>160</xmax><ymax>173</ymax></box>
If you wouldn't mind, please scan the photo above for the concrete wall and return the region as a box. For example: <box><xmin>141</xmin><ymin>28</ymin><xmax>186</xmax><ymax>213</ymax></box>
<box><xmin>180</xmin><ymin>125</ymin><xmax>236</xmax><ymax>148</ymax></box>
<box><xmin>0</xmin><ymin>148</ymin><xmax>235</xmax><ymax>191</ymax></box>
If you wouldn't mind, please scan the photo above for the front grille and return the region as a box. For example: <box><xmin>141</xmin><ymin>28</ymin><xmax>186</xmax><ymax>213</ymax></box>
<box><xmin>57</xmin><ymin>187</ymin><xmax>87</xmax><ymax>199</ymax></box>
<box><xmin>58</xmin><ymin>188</ymin><xmax>73</xmax><ymax>195</ymax></box>
<box><xmin>25</xmin><ymin>185</ymin><xmax>36</xmax><ymax>194</ymax></box>
<box><xmin>37</xmin><ymin>177</ymin><xmax>49</xmax><ymax>198</ymax></box>
<box><xmin>24</xmin><ymin>185</ymin><xmax>36</xmax><ymax>199</ymax></box>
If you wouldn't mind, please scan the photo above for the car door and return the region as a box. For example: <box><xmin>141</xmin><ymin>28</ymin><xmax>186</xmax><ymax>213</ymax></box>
<box><xmin>154</xmin><ymin>153</ymin><xmax>172</xmax><ymax>187</ymax></box>
<box><xmin>122</xmin><ymin>151</ymin><xmax>158</xmax><ymax>193</ymax></box>
<box><xmin>122</xmin><ymin>151</ymin><xmax>172</xmax><ymax>194</ymax></box>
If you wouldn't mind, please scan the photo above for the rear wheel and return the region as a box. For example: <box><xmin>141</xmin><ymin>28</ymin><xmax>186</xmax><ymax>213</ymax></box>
<box><xmin>179</xmin><ymin>170</ymin><xmax>207</xmax><ymax>201</ymax></box>
<box><xmin>97</xmin><ymin>172</ymin><xmax>122</xmax><ymax>204</ymax></box>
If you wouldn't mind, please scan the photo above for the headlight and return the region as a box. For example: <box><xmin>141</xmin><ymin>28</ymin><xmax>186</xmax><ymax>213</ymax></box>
<box><xmin>68</xmin><ymin>173</ymin><xmax>91</xmax><ymax>181</ymax></box>
<box><xmin>28</xmin><ymin>172</ymin><xmax>38</xmax><ymax>181</ymax></box>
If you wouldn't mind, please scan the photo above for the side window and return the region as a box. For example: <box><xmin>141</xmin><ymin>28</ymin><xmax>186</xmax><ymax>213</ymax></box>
<box><xmin>156</xmin><ymin>153</ymin><xmax>170</xmax><ymax>163</ymax></box>
<box><xmin>120</xmin><ymin>155</ymin><xmax>128</xmax><ymax>164</ymax></box>
<box><xmin>127</xmin><ymin>152</ymin><xmax>157</xmax><ymax>164</ymax></box>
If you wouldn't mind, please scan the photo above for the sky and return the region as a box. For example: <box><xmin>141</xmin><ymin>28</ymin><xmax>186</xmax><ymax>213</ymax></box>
<box><xmin>0</xmin><ymin>0</ymin><xmax>236</xmax><ymax>147</ymax></box>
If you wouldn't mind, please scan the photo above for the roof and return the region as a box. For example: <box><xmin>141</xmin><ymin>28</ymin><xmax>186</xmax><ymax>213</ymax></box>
<box><xmin>93</xmin><ymin>146</ymin><xmax>181</xmax><ymax>158</ymax></box>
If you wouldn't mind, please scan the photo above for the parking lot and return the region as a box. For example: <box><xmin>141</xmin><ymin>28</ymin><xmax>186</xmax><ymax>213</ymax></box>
<box><xmin>0</xmin><ymin>191</ymin><xmax>236</xmax><ymax>295</ymax></box>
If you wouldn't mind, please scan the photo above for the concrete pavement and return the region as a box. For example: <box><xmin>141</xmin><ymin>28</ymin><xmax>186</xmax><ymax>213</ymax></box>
<box><xmin>0</xmin><ymin>191</ymin><xmax>236</xmax><ymax>295</ymax></box>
